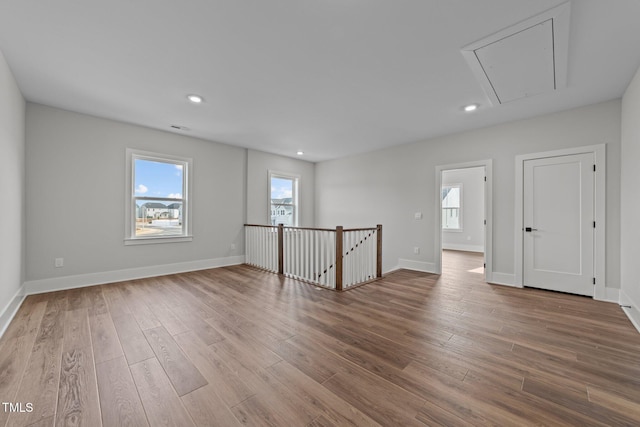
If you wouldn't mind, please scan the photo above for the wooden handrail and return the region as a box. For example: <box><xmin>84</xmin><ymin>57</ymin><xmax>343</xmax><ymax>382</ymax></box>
<box><xmin>244</xmin><ymin>223</ymin><xmax>377</xmax><ymax>233</ymax></box>
<box><xmin>342</xmin><ymin>227</ymin><xmax>378</xmax><ymax>232</ymax></box>
<box><xmin>244</xmin><ymin>223</ymin><xmax>337</xmax><ymax>232</ymax></box>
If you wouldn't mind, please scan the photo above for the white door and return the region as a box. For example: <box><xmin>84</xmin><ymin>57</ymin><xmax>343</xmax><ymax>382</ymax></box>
<box><xmin>523</xmin><ymin>153</ymin><xmax>594</xmax><ymax>296</ymax></box>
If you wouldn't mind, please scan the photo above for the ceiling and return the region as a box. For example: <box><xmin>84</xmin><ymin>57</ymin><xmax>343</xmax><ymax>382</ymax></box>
<box><xmin>1</xmin><ymin>0</ymin><xmax>639</xmax><ymax>162</ymax></box>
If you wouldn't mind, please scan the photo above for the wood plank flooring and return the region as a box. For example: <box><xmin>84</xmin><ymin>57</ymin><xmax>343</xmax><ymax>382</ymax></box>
<box><xmin>2</xmin><ymin>250</ymin><xmax>640</xmax><ymax>426</ymax></box>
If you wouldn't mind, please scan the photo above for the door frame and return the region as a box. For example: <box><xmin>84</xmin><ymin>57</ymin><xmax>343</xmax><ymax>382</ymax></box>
<box><xmin>435</xmin><ymin>159</ymin><xmax>493</xmax><ymax>282</ymax></box>
<box><xmin>514</xmin><ymin>144</ymin><xmax>606</xmax><ymax>299</ymax></box>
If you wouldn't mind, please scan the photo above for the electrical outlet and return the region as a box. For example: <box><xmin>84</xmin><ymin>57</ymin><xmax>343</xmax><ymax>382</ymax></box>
<box><xmin>414</xmin><ymin>212</ymin><xmax>423</xmax><ymax>220</ymax></box>
<box><xmin>55</xmin><ymin>258</ymin><xmax>64</xmax><ymax>268</ymax></box>
<box><xmin>230</xmin><ymin>243</ymin><xmax>236</xmax><ymax>251</ymax></box>
<box><xmin>414</xmin><ymin>247</ymin><xmax>420</xmax><ymax>254</ymax></box>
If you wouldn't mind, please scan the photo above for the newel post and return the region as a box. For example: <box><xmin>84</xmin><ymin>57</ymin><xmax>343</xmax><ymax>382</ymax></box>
<box><xmin>335</xmin><ymin>226</ymin><xmax>343</xmax><ymax>291</ymax></box>
<box><xmin>277</xmin><ymin>224</ymin><xmax>284</xmax><ymax>275</ymax></box>
<box><xmin>376</xmin><ymin>224</ymin><xmax>382</xmax><ymax>278</ymax></box>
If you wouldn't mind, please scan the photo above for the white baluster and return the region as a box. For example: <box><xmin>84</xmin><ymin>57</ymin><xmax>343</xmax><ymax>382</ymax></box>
<box><xmin>303</xmin><ymin>229</ymin><xmax>308</xmax><ymax>280</ymax></box>
<box><xmin>257</xmin><ymin>227</ymin><xmax>262</xmax><ymax>268</ymax></box>
<box><xmin>285</xmin><ymin>227</ymin><xmax>290</xmax><ymax>275</ymax></box>
<box><xmin>271</xmin><ymin>228</ymin><xmax>276</xmax><ymax>271</ymax></box>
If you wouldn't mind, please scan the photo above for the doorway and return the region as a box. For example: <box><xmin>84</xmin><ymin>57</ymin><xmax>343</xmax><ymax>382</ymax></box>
<box><xmin>515</xmin><ymin>144</ymin><xmax>606</xmax><ymax>299</ymax></box>
<box><xmin>435</xmin><ymin>160</ymin><xmax>493</xmax><ymax>282</ymax></box>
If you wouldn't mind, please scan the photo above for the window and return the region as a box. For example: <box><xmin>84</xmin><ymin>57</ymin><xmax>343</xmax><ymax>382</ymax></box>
<box><xmin>442</xmin><ymin>183</ymin><xmax>462</xmax><ymax>230</ymax></box>
<box><xmin>269</xmin><ymin>171</ymin><xmax>299</xmax><ymax>226</ymax></box>
<box><xmin>125</xmin><ymin>149</ymin><xmax>192</xmax><ymax>244</ymax></box>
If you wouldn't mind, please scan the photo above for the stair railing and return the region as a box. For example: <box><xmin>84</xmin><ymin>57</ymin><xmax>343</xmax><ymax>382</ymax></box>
<box><xmin>244</xmin><ymin>224</ymin><xmax>382</xmax><ymax>291</ymax></box>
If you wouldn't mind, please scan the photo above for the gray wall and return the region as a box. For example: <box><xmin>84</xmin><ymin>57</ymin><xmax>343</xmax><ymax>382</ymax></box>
<box><xmin>246</xmin><ymin>149</ymin><xmax>315</xmax><ymax>227</ymax></box>
<box><xmin>621</xmin><ymin>65</ymin><xmax>640</xmax><ymax>310</ymax></box>
<box><xmin>0</xmin><ymin>51</ymin><xmax>26</xmax><ymax>321</ymax></box>
<box><xmin>6</xmin><ymin>72</ymin><xmax>630</xmax><ymax>311</ymax></box>
<box><xmin>315</xmin><ymin>99</ymin><xmax>621</xmax><ymax>289</ymax></box>
<box><xmin>442</xmin><ymin>167</ymin><xmax>484</xmax><ymax>252</ymax></box>
<box><xmin>25</xmin><ymin>104</ymin><xmax>246</xmax><ymax>282</ymax></box>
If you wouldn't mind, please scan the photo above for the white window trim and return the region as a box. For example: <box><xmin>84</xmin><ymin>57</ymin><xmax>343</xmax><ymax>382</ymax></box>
<box><xmin>268</xmin><ymin>170</ymin><xmax>300</xmax><ymax>226</ymax></box>
<box><xmin>442</xmin><ymin>182</ymin><xmax>463</xmax><ymax>232</ymax></box>
<box><xmin>125</xmin><ymin>148</ymin><xmax>193</xmax><ymax>245</ymax></box>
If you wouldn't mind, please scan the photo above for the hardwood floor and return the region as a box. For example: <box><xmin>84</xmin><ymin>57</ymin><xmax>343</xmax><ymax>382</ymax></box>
<box><xmin>2</xmin><ymin>250</ymin><xmax>640</xmax><ymax>426</ymax></box>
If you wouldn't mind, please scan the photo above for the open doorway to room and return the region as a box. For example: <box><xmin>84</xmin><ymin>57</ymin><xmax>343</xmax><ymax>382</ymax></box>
<box><xmin>435</xmin><ymin>160</ymin><xmax>493</xmax><ymax>282</ymax></box>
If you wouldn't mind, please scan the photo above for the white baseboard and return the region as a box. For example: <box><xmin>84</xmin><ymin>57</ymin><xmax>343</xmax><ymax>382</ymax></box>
<box><xmin>488</xmin><ymin>272</ymin><xmax>519</xmax><ymax>288</ymax></box>
<box><xmin>594</xmin><ymin>286</ymin><xmax>620</xmax><ymax>303</ymax></box>
<box><xmin>396</xmin><ymin>259</ymin><xmax>437</xmax><ymax>274</ymax></box>
<box><xmin>620</xmin><ymin>290</ymin><xmax>640</xmax><ymax>334</ymax></box>
<box><xmin>0</xmin><ymin>286</ymin><xmax>26</xmax><ymax>339</ymax></box>
<box><xmin>622</xmin><ymin>306</ymin><xmax>640</xmax><ymax>334</ymax></box>
<box><xmin>24</xmin><ymin>255</ymin><xmax>245</xmax><ymax>295</ymax></box>
<box><xmin>442</xmin><ymin>244</ymin><xmax>484</xmax><ymax>253</ymax></box>
<box><xmin>619</xmin><ymin>290</ymin><xmax>633</xmax><ymax>306</ymax></box>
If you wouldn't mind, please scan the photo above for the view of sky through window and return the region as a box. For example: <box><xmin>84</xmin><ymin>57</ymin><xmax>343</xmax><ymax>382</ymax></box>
<box><xmin>271</xmin><ymin>177</ymin><xmax>293</xmax><ymax>199</ymax></box>
<box><xmin>135</xmin><ymin>159</ymin><xmax>183</xmax><ymax>199</ymax></box>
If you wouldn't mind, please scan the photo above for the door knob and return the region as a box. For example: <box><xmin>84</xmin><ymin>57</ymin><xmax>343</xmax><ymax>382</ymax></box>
<box><xmin>525</xmin><ymin>227</ymin><xmax>538</xmax><ymax>232</ymax></box>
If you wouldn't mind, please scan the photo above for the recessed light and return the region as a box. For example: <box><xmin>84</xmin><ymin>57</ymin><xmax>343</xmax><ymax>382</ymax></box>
<box><xmin>464</xmin><ymin>104</ymin><xmax>479</xmax><ymax>112</ymax></box>
<box><xmin>187</xmin><ymin>94</ymin><xmax>204</xmax><ymax>103</ymax></box>
<box><xmin>296</xmin><ymin>151</ymin><xmax>304</xmax><ymax>156</ymax></box>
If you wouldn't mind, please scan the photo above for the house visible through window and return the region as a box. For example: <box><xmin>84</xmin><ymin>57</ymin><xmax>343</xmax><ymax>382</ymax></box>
<box><xmin>269</xmin><ymin>172</ymin><xmax>298</xmax><ymax>226</ymax></box>
<box><xmin>126</xmin><ymin>149</ymin><xmax>192</xmax><ymax>244</ymax></box>
<box><xmin>442</xmin><ymin>184</ymin><xmax>462</xmax><ymax>230</ymax></box>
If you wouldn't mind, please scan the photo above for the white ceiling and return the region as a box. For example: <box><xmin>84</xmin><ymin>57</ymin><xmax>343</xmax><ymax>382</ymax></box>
<box><xmin>1</xmin><ymin>0</ymin><xmax>639</xmax><ymax>162</ymax></box>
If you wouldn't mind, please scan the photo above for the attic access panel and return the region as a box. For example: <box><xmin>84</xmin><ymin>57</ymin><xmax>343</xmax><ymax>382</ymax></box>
<box><xmin>461</xmin><ymin>2</ymin><xmax>570</xmax><ymax>105</ymax></box>
<box><xmin>475</xmin><ymin>19</ymin><xmax>554</xmax><ymax>104</ymax></box>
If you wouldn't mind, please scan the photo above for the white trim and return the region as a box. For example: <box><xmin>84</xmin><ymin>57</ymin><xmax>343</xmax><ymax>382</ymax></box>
<box><xmin>514</xmin><ymin>144</ymin><xmax>606</xmax><ymax>298</ymax></box>
<box><xmin>435</xmin><ymin>159</ymin><xmax>493</xmax><ymax>283</ymax></box>
<box><xmin>125</xmin><ymin>148</ymin><xmax>193</xmax><ymax>244</ymax></box>
<box><xmin>0</xmin><ymin>286</ymin><xmax>26</xmax><ymax>339</ymax></box>
<box><xmin>24</xmin><ymin>255</ymin><xmax>245</xmax><ymax>295</ymax></box>
<box><xmin>442</xmin><ymin>244</ymin><xmax>484</xmax><ymax>253</ymax></box>
<box><xmin>397</xmin><ymin>259</ymin><xmax>437</xmax><ymax>274</ymax></box>
<box><xmin>268</xmin><ymin>170</ymin><xmax>300</xmax><ymax>226</ymax></box>
<box><xmin>489</xmin><ymin>272</ymin><xmax>519</xmax><ymax>288</ymax></box>
<box><xmin>124</xmin><ymin>235</ymin><xmax>193</xmax><ymax>246</ymax></box>
<box><xmin>622</xmin><ymin>307</ymin><xmax>640</xmax><ymax>334</ymax></box>
<box><xmin>593</xmin><ymin>287</ymin><xmax>620</xmax><ymax>304</ymax></box>
<box><xmin>620</xmin><ymin>289</ymin><xmax>634</xmax><ymax>307</ymax></box>
<box><xmin>620</xmin><ymin>290</ymin><xmax>640</xmax><ymax>334</ymax></box>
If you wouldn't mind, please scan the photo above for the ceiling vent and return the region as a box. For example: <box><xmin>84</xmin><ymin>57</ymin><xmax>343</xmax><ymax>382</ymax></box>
<box><xmin>461</xmin><ymin>2</ymin><xmax>570</xmax><ymax>105</ymax></box>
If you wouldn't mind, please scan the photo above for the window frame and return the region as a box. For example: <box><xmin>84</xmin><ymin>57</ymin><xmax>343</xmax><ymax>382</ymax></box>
<box><xmin>442</xmin><ymin>182</ymin><xmax>463</xmax><ymax>232</ymax></box>
<box><xmin>268</xmin><ymin>170</ymin><xmax>299</xmax><ymax>226</ymax></box>
<box><xmin>125</xmin><ymin>148</ymin><xmax>193</xmax><ymax>245</ymax></box>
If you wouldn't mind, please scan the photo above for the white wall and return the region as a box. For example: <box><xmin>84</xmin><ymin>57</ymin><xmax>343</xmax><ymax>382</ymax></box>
<box><xmin>442</xmin><ymin>167</ymin><xmax>484</xmax><ymax>252</ymax></box>
<box><xmin>25</xmin><ymin>104</ymin><xmax>246</xmax><ymax>290</ymax></box>
<box><xmin>246</xmin><ymin>149</ymin><xmax>315</xmax><ymax>227</ymax></box>
<box><xmin>621</xmin><ymin>65</ymin><xmax>640</xmax><ymax>319</ymax></box>
<box><xmin>316</xmin><ymin>100</ymin><xmax>621</xmax><ymax>289</ymax></box>
<box><xmin>0</xmin><ymin>50</ymin><xmax>26</xmax><ymax>331</ymax></box>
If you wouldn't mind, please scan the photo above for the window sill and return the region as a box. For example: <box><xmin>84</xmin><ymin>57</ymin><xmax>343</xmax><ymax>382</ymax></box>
<box><xmin>124</xmin><ymin>235</ymin><xmax>193</xmax><ymax>246</ymax></box>
<box><xmin>443</xmin><ymin>228</ymin><xmax>464</xmax><ymax>233</ymax></box>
